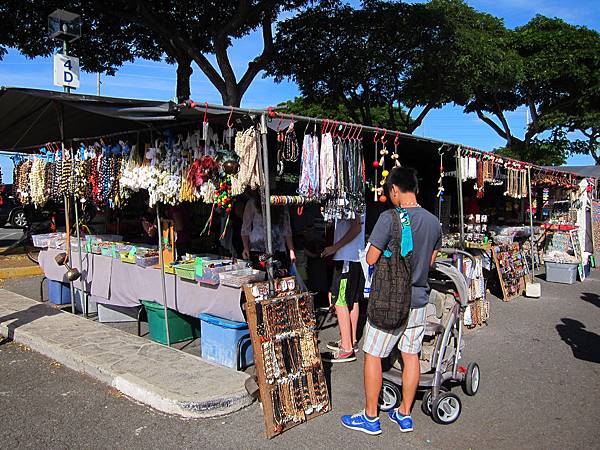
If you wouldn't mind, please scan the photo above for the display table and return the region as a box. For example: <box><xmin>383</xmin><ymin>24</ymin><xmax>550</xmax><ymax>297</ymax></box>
<box><xmin>38</xmin><ymin>248</ymin><xmax>245</xmax><ymax>322</ymax></box>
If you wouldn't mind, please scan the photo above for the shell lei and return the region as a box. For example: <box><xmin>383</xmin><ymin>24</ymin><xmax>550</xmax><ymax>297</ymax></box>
<box><xmin>30</xmin><ymin>158</ymin><xmax>48</xmax><ymax>208</ymax></box>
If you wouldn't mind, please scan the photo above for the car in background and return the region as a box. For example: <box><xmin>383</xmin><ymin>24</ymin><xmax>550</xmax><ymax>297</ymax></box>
<box><xmin>0</xmin><ymin>184</ymin><xmax>28</xmax><ymax>227</ymax></box>
<box><xmin>0</xmin><ymin>185</ymin><xmax>71</xmax><ymax>228</ymax></box>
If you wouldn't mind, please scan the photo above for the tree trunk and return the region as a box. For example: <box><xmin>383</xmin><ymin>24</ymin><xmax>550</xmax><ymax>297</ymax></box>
<box><xmin>221</xmin><ymin>84</ymin><xmax>242</xmax><ymax>107</ymax></box>
<box><xmin>176</xmin><ymin>59</ymin><xmax>193</xmax><ymax>103</ymax></box>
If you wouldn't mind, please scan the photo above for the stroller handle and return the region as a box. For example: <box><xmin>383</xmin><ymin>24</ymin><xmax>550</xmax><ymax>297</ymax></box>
<box><xmin>440</xmin><ymin>247</ymin><xmax>477</xmax><ymax>264</ymax></box>
<box><xmin>431</xmin><ymin>261</ymin><xmax>470</xmax><ymax>308</ymax></box>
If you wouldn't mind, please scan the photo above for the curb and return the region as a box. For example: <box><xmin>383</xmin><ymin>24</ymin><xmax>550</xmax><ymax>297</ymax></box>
<box><xmin>0</xmin><ymin>266</ymin><xmax>43</xmax><ymax>279</ymax></box>
<box><xmin>0</xmin><ymin>295</ymin><xmax>253</xmax><ymax>418</ymax></box>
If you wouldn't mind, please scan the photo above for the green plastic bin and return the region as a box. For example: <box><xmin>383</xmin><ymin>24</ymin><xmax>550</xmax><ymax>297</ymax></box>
<box><xmin>141</xmin><ymin>300</ymin><xmax>200</xmax><ymax>345</ymax></box>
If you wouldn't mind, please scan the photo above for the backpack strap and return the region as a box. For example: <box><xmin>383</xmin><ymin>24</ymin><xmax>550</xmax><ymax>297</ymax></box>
<box><xmin>395</xmin><ymin>207</ymin><xmax>414</xmax><ymax>257</ymax></box>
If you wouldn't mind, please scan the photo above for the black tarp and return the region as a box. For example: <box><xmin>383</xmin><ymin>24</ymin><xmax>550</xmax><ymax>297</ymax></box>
<box><xmin>544</xmin><ymin>165</ymin><xmax>600</xmax><ymax>180</ymax></box>
<box><xmin>0</xmin><ymin>87</ymin><xmax>178</xmax><ymax>151</ymax></box>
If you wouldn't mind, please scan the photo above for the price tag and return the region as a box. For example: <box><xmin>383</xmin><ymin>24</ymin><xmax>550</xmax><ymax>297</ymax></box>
<box><xmin>111</xmin><ymin>244</ymin><xmax>117</xmax><ymax>259</ymax></box>
<box><xmin>128</xmin><ymin>246</ymin><xmax>137</xmax><ymax>258</ymax></box>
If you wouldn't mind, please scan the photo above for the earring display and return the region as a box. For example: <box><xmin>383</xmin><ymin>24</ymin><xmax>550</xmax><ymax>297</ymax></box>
<box><xmin>492</xmin><ymin>243</ymin><xmax>528</xmax><ymax>301</ymax></box>
<box><xmin>244</xmin><ymin>278</ymin><xmax>330</xmax><ymax>439</ymax></box>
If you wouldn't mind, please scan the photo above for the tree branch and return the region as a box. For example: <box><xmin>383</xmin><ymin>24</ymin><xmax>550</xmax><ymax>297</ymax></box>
<box><xmin>476</xmin><ymin>109</ymin><xmax>509</xmax><ymax>141</ymax></box>
<box><xmin>407</xmin><ymin>103</ymin><xmax>433</xmax><ymax>134</ymax></box>
<box><xmin>238</xmin><ymin>15</ymin><xmax>275</xmax><ymax>97</ymax></box>
<box><xmin>214</xmin><ymin>35</ymin><xmax>237</xmax><ymax>87</ymax></box>
<box><xmin>131</xmin><ymin>0</ymin><xmax>227</xmax><ymax>95</ymax></box>
<box><xmin>491</xmin><ymin>97</ymin><xmax>513</xmax><ymax>145</ymax></box>
<box><xmin>404</xmin><ymin>104</ymin><xmax>416</xmax><ymax>131</ymax></box>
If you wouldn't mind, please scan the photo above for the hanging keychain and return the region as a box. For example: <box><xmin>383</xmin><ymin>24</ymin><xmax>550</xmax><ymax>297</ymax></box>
<box><xmin>372</xmin><ymin>129</ymin><xmax>380</xmax><ymax>201</ymax></box>
<box><xmin>378</xmin><ymin>130</ymin><xmax>389</xmax><ymax>203</ymax></box>
<box><xmin>391</xmin><ymin>132</ymin><xmax>401</xmax><ymax>167</ymax></box>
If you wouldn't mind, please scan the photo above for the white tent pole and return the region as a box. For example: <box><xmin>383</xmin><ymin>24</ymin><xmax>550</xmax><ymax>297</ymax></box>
<box><xmin>527</xmin><ymin>167</ymin><xmax>536</xmax><ymax>280</ymax></box>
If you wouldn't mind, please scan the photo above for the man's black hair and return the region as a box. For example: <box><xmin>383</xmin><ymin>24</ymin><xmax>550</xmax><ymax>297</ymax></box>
<box><xmin>386</xmin><ymin>167</ymin><xmax>419</xmax><ymax>193</ymax></box>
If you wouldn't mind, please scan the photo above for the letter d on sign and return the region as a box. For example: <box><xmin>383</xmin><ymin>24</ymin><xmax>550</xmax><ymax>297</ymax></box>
<box><xmin>54</xmin><ymin>54</ymin><xmax>80</xmax><ymax>89</ymax></box>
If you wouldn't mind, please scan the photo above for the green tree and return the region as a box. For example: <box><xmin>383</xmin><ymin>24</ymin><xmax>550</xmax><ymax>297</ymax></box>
<box><xmin>275</xmin><ymin>96</ymin><xmax>410</xmax><ymax>129</ymax></box>
<box><xmin>466</xmin><ymin>16</ymin><xmax>600</xmax><ymax>163</ymax></box>
<box><xmin>268</xmin><ymin>0</ymin><xmax>509</xmax><ymax>131</ymax></box>
<box><xmin>0</xmin><ymin>0</ymin><xmax>313</xmax><ymax>104</ymax></box>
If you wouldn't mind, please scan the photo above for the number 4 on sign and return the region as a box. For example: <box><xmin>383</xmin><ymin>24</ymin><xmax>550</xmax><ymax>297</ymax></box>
<box><xmin>53</xmin><ymin>53</ymin><xmax>80</xmax><ymax>89</ymax></box>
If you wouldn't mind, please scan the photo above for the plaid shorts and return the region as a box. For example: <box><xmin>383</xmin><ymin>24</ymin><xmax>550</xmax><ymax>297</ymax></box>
<box><xmin>362</xmin><ymin>307</ymin><xmax>427</xmax><ymax>357</ymax></box>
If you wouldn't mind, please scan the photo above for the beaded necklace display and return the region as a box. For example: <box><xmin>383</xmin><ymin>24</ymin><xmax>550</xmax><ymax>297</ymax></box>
<box><xmin>30</xmin><ymin>158</ymin><xmax>48</xmax><ymax>207</ymax></box>
<box><xmin>276</xmin><ymin>122</ymin><xmax>299</xmax><ymax>176</ymax></box>
<box><xmin>322</xmin><ymin>132</ymin><xmax>365</xmax><ymax>221</ymax></box>
<box><xmin>231</xmin><ymin>126</ymin><xmax>261</xmax><ymax>196</ymax></box>
<box><xmin>298</xmin><ymin>130</ymin><xmax>319</xmax><ymax>198</ymax></box>
<box><xmin>319</xmin><ymin>131</ymin><xmax>334</xmax><ymax>196</ymax></box>
<box><xmin>15</xmin><ymin>160</ymin><xmax>33</xmax><ymax>205</ymax></box>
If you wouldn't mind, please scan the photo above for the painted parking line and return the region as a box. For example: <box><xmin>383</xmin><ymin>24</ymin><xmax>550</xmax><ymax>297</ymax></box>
<box><xmin>1</xmin><ymin>231</ymin><xmax>23</xmax><ymax>239</ymax></box>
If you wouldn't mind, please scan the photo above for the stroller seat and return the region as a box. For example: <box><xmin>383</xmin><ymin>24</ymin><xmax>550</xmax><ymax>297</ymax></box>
<box><xmin>391</xmin><ymin>288</ymin><xmax>458</xmax><ymax>374</ymax></box>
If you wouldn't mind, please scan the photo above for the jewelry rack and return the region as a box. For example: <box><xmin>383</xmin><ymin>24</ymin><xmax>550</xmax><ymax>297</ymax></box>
<box><xmin>244</xmin><ymin>277</ymin><xmax>331</xmax><ymax>439</ymax></box>
<box><xmin>492</xmin><ymin>243</ymin><xmax>528</xmax><ymax>301</ymax></box>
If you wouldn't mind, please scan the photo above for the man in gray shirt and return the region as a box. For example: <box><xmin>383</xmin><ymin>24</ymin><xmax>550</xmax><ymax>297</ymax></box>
<box><xmin>341</xmin><ymin>167</ymin><xmax>441</xmax><ymax>436</ymax></box>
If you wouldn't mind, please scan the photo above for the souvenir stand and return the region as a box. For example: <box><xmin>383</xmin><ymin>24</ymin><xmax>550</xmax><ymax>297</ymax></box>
<box><xmin>5</xmin><ymin>86</ymin><xmax>594</xmax><ymax>436</ymax></box>
<box><xmin>441</xmin><ymin>146</ymin><xmax>584</xmax><ymax>313</ymax></box>
<box><xmin>2</xmin><ymin>89</ymin><xmax>275</xmax><ymax>350</ymax></box>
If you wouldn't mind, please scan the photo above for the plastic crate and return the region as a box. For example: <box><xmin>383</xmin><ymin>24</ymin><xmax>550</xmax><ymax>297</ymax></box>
<box><xmin>174</xmin><ymin>262</ymin><xmax>196</xmax><ymax>281</ymax></box>
<box><xmin>48</xmin><ymin>280</ymin><xmax>71</xmax><ymax>305</ymax></box>
<box><xmin>97</xmin><ymin>303</ymin><xmax>139</xmax><ymax>323</ymax></box>
<box><xmin>33</xmin><ymin>233</ymin><xmax>64</xmax><ymax>248</ymax></box>
<box><xmin>219</xmin><ymin>268</ymin><xmax>266</xmax><ymax>288</ymax></box>
<box><xmin>199</xmin><ymin>313</ymin><xmax>253</xmax><ymax>370</ymax></box>
<box><xmin>545</xmin><ymin>261</ymin><xmax>578</xmax><ymax>284</ymax></box>
<box><xmin>74</xmin><ymin>290</ymin><xmax>98</xmax><ymax>314</ymax></box>
<box><xmin>196</xmin><ymin>260</ymin><xmax>246</xmax><ymax>285</ymax></box>
<box><xmin>135</xmin><ymin>255</ymin><xmax>159</xmax><ymax>268</ymax></box>
<box><xmin>142</xmin><ymin>301</ymin><xmax>199</xmax><ymax>345</ymax></box>
<box><xmin>120</xmin><ymin>252</ymin><xmax>136</xmax><ymax>264</ymax></box>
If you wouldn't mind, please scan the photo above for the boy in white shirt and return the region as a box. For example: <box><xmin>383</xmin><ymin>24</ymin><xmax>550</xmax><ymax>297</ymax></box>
<box><xmin>321</xmin><ymin>215</ymin><xmax>365</xmax><ymax>363</ymax></box>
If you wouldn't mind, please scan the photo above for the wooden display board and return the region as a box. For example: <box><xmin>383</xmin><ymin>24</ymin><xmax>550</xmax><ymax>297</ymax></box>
<box><xmin>492</xmin><ymin>243</ymin><xmax>528</xmax><ymax>301</ymax></box>
<box><xmin>244</xmin><ymin>278</ymin><xmax>331</xmax><ymax>439</ymax></box>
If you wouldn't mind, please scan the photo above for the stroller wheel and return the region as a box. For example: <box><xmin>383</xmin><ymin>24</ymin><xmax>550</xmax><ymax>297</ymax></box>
<box><xmin>421</xmin><ymin>386</ymin><xmax>448</xmax><ymax>416</ymax></box>
<box><xmin>431</xmin><ymin>392</ymin><xmax>462</xmax><ymax>425</ymax></box>
<box><xmin>379</xmin><ymin>380</ymin><xmax>401</xmax><ymax>412</ymax></box>
<box><xmin>462</xmin><ymin>362</ymin><xmax>480</xmax><ymax>396</ymax></box>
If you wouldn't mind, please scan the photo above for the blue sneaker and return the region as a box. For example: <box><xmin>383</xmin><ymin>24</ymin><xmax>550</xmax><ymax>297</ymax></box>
<box><xmin>389</xmin><ymin>409</ymin><xmax>414</xmax><ymax>432</ymax></box>
<box><xmin>340</xmin><ymin>410</ymin><xmax>382</xmax><ymax>435</ymax></box>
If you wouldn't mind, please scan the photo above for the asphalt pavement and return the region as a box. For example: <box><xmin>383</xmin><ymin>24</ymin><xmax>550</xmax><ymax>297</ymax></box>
<box><xmin>1</xmin><ymin>272</ymin><xmax>599</xmax><ymax>449</ymax></box>
<box><xmin>0</xmin><ymin>226</ymin><xmax>24</xmax><ymax>248</ymax></box>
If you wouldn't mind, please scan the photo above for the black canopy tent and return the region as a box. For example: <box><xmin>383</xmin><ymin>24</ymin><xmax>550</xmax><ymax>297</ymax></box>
<box><xmin>0</xmin><ymin>87</ymin><xmax>292</xmax><ymax>151</ymax></box>
<box><xmin>0</xmin><ymin>87</ymin><xmax>181</xmax><ymax>151</ymax></box>
<box><xmin>543</xmin><ymin>165</ymin><xmax>600</xmax><ymax>180</ymax></box>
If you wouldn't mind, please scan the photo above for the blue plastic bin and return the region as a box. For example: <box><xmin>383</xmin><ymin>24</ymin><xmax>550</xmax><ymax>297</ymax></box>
<box><xmin>199</xmin><ymin>313</ymin><xmax>253</xmax><ymax>370</ymax></box>
<box><xmin>48</xmin><ymin>280</ymin><xmax>71</xmax><ymax>305</ymax></box>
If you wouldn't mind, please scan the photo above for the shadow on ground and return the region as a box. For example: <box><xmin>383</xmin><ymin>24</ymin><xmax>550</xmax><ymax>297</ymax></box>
<box><xmin>556</xmin><ymin>318</ymin><xmax>600</xmax><ymax>364</ymax></box>
<box><xmin>0</xmin><ymin>303</ymin><xmax>62</xmax><ymax>340</ymax></box>
<box><xmin>580</xmin><ymin>292</ymin><xmax>600</xmax><ymax>308</ymax></box>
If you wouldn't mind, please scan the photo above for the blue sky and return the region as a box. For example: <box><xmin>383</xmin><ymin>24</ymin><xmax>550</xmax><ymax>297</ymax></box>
<box><xmin>1</xmin><ymin>0</ymin><xmax>599</xmax><ymax>182</ymax></box>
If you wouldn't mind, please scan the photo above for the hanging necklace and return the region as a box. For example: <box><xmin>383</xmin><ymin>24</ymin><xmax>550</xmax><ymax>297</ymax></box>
<box><xmin>401</xmin><ymin>201</ymin><xmax>421</xmax><ymax>208</ymax></box>
<box><xmin>282</xmin><ymin>122</ymin><xmax>299</xmax><ymax>162</ymax></box>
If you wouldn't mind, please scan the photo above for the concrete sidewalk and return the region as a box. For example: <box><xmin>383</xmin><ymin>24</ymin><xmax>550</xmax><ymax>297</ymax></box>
<box><xmin>0</xmin><ymin>289</ymin><xmax>252</xmax><ymax>418</ymax></box>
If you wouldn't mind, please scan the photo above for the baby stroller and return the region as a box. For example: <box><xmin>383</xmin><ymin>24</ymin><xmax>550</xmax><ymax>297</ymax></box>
<box><xmin>378</xmin><ymin>249</ymin><xmax>481</xmax><ymax>425</ymax></box>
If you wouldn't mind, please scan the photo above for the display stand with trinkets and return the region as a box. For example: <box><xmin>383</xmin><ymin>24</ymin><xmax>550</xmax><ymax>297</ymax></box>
<box><xmin>492</xmin><ymin>243</ymin><xmax>528</xmax><ymax>301</ymax></box>
<box><xmin>243</xmin><ymin>277</ymin><xmax>331</xmax><ymax>439</ymax></box>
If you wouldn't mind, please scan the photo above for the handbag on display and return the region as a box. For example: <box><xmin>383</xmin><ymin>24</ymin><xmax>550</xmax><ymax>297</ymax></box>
<box><xmin>367</xmin><ymin>209</ymin><xmax>413</xmax><ymax>331</ymax></box>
